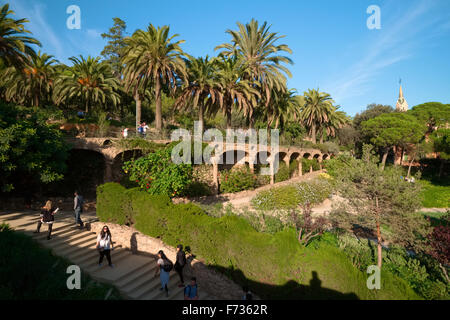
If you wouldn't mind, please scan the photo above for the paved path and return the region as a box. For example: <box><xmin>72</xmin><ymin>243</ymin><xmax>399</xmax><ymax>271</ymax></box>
<box><xmin>0</xmin><ymin>210</ymin><xmax>214</xmax><ymax>300</ymax></box>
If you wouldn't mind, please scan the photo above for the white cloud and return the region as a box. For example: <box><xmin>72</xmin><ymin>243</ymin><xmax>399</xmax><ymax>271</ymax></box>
<box><xmin>9</xmin><ymin>0</ymin><xmax>64</xmax><ymax>59</ymax></box>
<box><xmin>86</xmin><ymin>29</ymin><xmax>102</xmax><ymax>39</ymax></box>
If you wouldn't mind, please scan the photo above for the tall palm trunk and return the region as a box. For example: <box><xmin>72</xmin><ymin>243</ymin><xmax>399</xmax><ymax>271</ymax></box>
<box><xmin>134</xmin><ymin>91</ymin><xmax>141</xmax><ymax>131</ymax></box>
<box><xmin>85</xmin><ymin>100</ymin><xmax>89</xmax><ymax>113</ymax></box>
<box><xmin>226</xmin><ymin>100</ymin><xmax>232</xmax><ymax>130</ymax></box>
<box><xmin>311</xmin><ymin>123</ymin><xmax>316</xmax><ymax>144</ymax></box>
<box><xmin>198</xmin><ymin>102</ymin><xmax>204</xmax><ymax>137</ymax></box>
<box><xmin>155</xmin><ymin>76</ymin><xmax>162</xmax><ymax>131</ymax></box>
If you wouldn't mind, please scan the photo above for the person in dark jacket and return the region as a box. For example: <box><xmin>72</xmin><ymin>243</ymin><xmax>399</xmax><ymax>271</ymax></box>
<box><xmin>74</xmin><ymin>191</ymin><xmax>84</xmax><ymax>228</ymax></box>
<box><xmin>34</xmin><ymin>200</ymin><xmax>58</xmax><ymax>240</ymax></box>
<box><xmin>174</xmin><ymin>244</ymin><xmax>187</xmax><ymax>287</ymax></box>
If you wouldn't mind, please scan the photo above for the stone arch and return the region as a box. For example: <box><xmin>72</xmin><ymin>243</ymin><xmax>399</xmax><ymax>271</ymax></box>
<box><xmin>218</xmin><ymin>149</ymin><xmax>248</xmax><ymax>171</ymax></box>
<box><xmin>65</xmin><ymin>149</ymin><xmax>107</xmax><ymax>197</ymax></box>
<box><xmin>102</xmin><ymin>139</ymin><xmax>113</xmax><ymax>147</ymax></box>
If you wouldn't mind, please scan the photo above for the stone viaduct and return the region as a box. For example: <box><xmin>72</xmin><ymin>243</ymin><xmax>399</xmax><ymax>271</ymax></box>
<box><xmin>66</xmin><ymin>137</ymin><xmax>333</xmax><ymax>194</ymax></box>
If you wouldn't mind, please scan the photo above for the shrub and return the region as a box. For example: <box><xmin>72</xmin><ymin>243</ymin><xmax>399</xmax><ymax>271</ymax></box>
<box><xmin>123</xmin><ymin>146</ymin><xmax>193</xmax><ymax>197</ymax></box>
<box><xmin>220</xmin><ymin>166</ymin><xmax>257</xmax><ymax>193</ymax></box>
<box><xmin>274</xmin><ymin>162</ymin><xmax>290</xmax><ymax>183</ymax></box>
<box><xmin>184</xmin><ymin>181</ymin><xmax>212</xmax><ymax>197</ymax></box>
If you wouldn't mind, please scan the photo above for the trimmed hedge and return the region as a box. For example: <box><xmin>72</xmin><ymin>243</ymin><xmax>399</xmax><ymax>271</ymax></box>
<box><xmin>96</xmin><ymin>182</ymin><xmax>420</xmax><ymax>300</ymax></box>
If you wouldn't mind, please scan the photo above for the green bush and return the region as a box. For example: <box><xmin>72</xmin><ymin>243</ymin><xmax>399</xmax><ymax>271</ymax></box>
<box><xmin>274</xmin><ymin>162</ymin><xmax>290</xmax><ymax>183</ymax></box>
<box><xmin>220</xmin><ymin>166</ymin><xmax>258</xmax><ymax>193</ymax></box>
<box><xmin>96</xmin><ymin>183</ymin><xmax>421</xmax><ymax>300</ymax></box>
<box><xmin>0</xmin><ymin>223</ymin><xmax>122</xmax><ymax>300</ymax></box>
<box><xmin>123</xmin><ymin>146</ymin><xmax>193</xmax><ymax>197</ymax></box>
<box><xmin>184</xmin><ymin>181</ymin><xmax>212</xmax><ymax>197</ymax></box>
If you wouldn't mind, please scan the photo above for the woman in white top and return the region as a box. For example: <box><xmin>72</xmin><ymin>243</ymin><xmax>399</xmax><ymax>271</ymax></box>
<box><xmin>96</xmin><ymin>225</ymin><xmax>114</xmax><ymax>267</ymax></box>
<box><xmin>154</xmin><ymin>250</ymin><xmax>172</xmax><ymax>297</ymax></box>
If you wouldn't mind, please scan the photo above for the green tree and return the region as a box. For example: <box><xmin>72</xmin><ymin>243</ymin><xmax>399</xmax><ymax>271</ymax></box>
<box><xmin>354</xmin><ymin>103</ymin><xmax>394</xmax><ymax>130</ymax></box>
<box><xmin>330</xmin><ymin>145</ymin><xmax>429</xmax><ymax>269</ymax></box>
<box><xmin>174</xmin><ymin>56</ymin><xmax>222</xmax><ymax>135</ymax></box>
<box><xmin>122</xmin><ymin>24</ymin><xmax>187</xmax><ymax>131</ymax></box>
<box><xmin>409</xmin><ymin>102</ymin><xmax>450</xmax><ymax>134</ymax></box>
<box><xmin>2</xmin><ymin>51</ymin><xmax>57</xmax><ymax>107</ymax></box>
<box><xmin>0</xmin><ymin>103</ymin><xmax>69</xmax><ymax>192</ymax></box>
<box><xmin>265</xmin><ymin>88</ymin><xmax>302</xmax><ymax>129</ymax></box>
<box><xmin>215</xmin><ymin>19</ymin><xmax>293</xmax><ymax>127</ymax></box>
<box><xmin>430</xmin><ymin>128</ymin><xmax>450</xmax><ymax>178</ymax></box>
<box><xmin>320</xmin><ymin>106</ymin><xmax>350</xmax><ymax>144</ymax></box>
<box><xmin>53</xmin><ymin>55</ymin><xmax>121</xmax><ymax>114</ymax></box>
<box><xmin>100</xmin><ymin>17</ymin><xmax>127</xmax><ymax>78</ymax></box>
<box><xmin>299</xmin><ymin>89</ymin><xmax>334</xmax><ymax>144</ymax></box>
<box><xmin>361</xmin><ymin>112</ymin><xmax>426</xmax><ymax>170</ymax></box>
<box><xmin>0</xmin><ymin>3</ymin><xmax>40</xmax><ymax>68</ymax></box>
<box><xmin>212</xmin><ymin>55</ymin><xmax>259</xmax><ymax>130</ymax></box>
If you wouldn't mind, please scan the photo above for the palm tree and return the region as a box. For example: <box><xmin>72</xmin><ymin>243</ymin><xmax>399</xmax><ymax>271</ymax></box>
<box><xmin>212</xmin><ymin>55</ymin><xmax>259</xmax><ymax>130</ymax></box>
<box><xmin>299</xmin><ymin>89</ymin><xmax>335</xmax><ymax>144</ymax></box>
<box><xmin>53</xmin><ymin>55</ymin><xmax>120</xmax><ymax>113</ymax></box>
<box><xmin>2</xmin><ymin>51</ymin><xmax>57</xmax><ymax>107</ymax></box>
<box><xmin>320</xmin><ymin>106</ymin><xmax>350</xmax><ymax>143</ymax></box>
<box><xmin>265</xmin><ymin>88</ymin><xmax>303</xmax><ymax>129</ymax></box>
<box><xmin>0</xmin><ymin>3</ymin><xmax>40</xmax><ymax>68</ymax></box>
<box><xmin>174</xmin><ymin>56</ymin><xmax>222</xmax><ymax>135</ymax></box>
<box><xmin>121</xmin><ymin>24</ymin><xmax>187</xmax><ymax>131</ymax></box>
<box><xmin>215</xmin><ymin>19</ymin><xmax>293</xmax><ymax>127</ymax></box>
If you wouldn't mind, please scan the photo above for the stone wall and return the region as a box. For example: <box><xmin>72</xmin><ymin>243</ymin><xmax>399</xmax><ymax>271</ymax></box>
<box><xmin>90</xmin><ymin>221</ymin><xmax>252</xmax><ymax>300</ymax></box>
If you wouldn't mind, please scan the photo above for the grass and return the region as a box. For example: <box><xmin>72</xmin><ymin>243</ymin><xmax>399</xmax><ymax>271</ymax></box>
<box><xmin>419</xmin><ymin>179</ymin><xmax>450</xmax><ymax>208</ymax></box>
<box><xmin>0</xmin><ymin>223</ymin><xmax>122</xmax><ymax>300</ymax></box>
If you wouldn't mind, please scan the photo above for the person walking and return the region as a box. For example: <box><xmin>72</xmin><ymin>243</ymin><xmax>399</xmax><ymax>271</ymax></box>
<box><xmin>154</xmin><ymin>250</ymin><xmax>173</xmax><ymax>297</ymax></box>
<box><xmin>142</xmin><ymin>122</ymin><xmax>149</xmax><ymax>138</ymax></box>
<box><xmin>242</xmin><ymin>286</ymin><xmax>253</xmax><ymax>300</ymax></box>
<box><xmin>34</xmin><ymin>200</ymin><xmax>59</xmax><ymax>240</ymax></box>
<box><xmin>74</xmin><ymin>191</ymin><xmax>84</xmax><ymax>228</ymax></box>
<box><xmin>96</xmin><ymin>225</ymin><xmax>114</xmax><ymax>268</ymax></box>
<box><xmin>184</xmin><ymin>277</ymin><xmax>199</xmax><ymax>300</ymax></box>
<box><xmin>174</xmin><ymin>244</ymin><xmax>187</xmax><ymax>287</ymax></box>
<box><xmin>137</xmin><ymin>123</ymin><xmax>144</xmax><ymax>137</ymax></box>
<box><xmin>122</xmin><ymin>127</ymin><xmax>128</xmax><ymax>139</ymax></box>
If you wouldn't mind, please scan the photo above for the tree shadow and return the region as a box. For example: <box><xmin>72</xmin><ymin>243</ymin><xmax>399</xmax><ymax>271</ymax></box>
<box><xmin>209</xmin><ymin>265</ymin><xmax>359</xmax><ymax>300</ymax></box>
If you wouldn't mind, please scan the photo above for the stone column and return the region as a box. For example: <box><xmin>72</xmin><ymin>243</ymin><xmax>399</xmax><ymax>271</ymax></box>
<box><xmin>249</xmin><ymin>159</ymin><xmax>255</xmax><ymax>174</ymax></box>
<box><xmin>212</xmin><ymin>159</ymin><xmax>219</xmax><ymax>195</ymax></box>
<box><xmin>319</xmin><ymin>155</ymin><xmax>323</xmax><ymax>171</ymax></box>
<box><xmin>298</xmin><ymin>158</ymin><xmax>303</xmax><ymax>177</ymax></box>
<box><xmin>104</xmin><ymin>158</ymin><xmax>114</xmax><ymax>183</ymax></box>
<box><xmin>269</xmin><ymin>157</ymin><xmax>275</xmax><ymax>185</ymax></box>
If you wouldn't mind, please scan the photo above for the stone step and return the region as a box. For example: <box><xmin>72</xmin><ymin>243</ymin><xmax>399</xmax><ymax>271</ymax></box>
<box><xmin>51</xmin><ymin>233</ymin><xmax>100</xmax><ymax>258</ymax></box>
<box><xmin>122</xmin><ymin>271</ymin><xmax>162</xmax><ymax>299</ymax></box>
<box><xmin>139</xmin><ymin>275</ymin><xmax>184</xmax><ymax>300</ymax></box>
<box><xmin>115</xmin><ymin>260</ymin><xmax>154</xmax><ymax>288</ymax></box>
<box><xmin>118</xmin><ymin>262</ymin><xmax>159</xmax><ymax>294</ymax></box>
<box><xmin>92</xmin><ymin>255</ymin><xmax>152</xmax><ymax>284</ymax></box>
<box><xmin>38</xmin><ymin>230</ymin><xmax>97</xmax><ymax>249</ymax></box>
<box><xmin>82</xmin><ymin>248</ymin><xmax>131</xmax><ymax>273</ymax></box>
<box><xmin>42</xmin><ymin>234</ymin><xmax>97</xmax><ymax>254</ymax></box>
<box><xmin>31</xmin><ymin>225</ymin><xmax>88</xmax><ymax>240</ymax></box>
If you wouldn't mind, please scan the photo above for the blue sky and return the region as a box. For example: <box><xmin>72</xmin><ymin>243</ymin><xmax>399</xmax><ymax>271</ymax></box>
<box><xmin>4</xmin><ymin>0</ymin><xmax>450</xmax><ymax>116</ymax></box>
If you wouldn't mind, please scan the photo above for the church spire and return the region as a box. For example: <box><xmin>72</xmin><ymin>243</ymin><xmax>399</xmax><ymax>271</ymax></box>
<box><xmin>396</xmin><ymin>79</ymin><xmax>408</xmax><ymax>112</ymax></box>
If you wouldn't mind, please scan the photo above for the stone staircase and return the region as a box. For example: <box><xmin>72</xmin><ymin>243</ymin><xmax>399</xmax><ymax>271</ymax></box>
<box><xmin>0</xmin><ymin>210</ymin><xmax>212</xmax><ymax>300</ymax></box>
